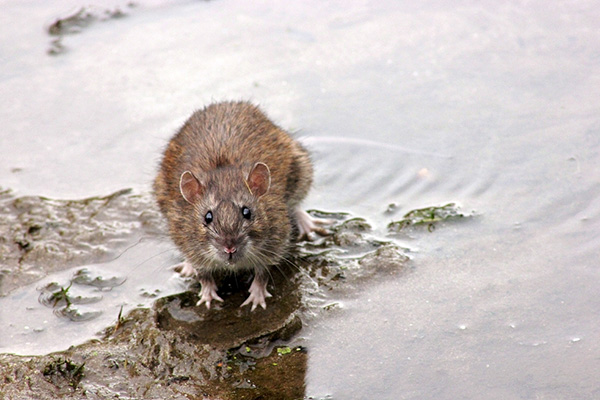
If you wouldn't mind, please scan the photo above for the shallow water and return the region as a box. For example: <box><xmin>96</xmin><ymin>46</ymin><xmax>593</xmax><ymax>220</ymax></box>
<box><xmin>1</xmin><ymin>0</ymin><xmax>600</xmax><ymax>398</ymax></box>
<box><xmin>0</xmin><ymin>239</ymin><xmax>185</xmax><ymax>355</ymax></box>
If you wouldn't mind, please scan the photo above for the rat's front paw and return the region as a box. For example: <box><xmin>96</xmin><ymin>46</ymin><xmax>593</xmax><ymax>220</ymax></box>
<box><xmin>197</xmin><ymin>278</ymin><xmax>223</xmax><ymax>309</ymax></box>
<box><xmin>240</xmin><ymin>278</ymin><xmax>272</xmax><ymax>311</ymax></box>
<box><xmin>173</xmin><ymin>261</ymin><xmax>197</xmax><ymax>277</ymax></box>
<box><xmin>295</xmin><ymin>208</ymin><xmax>332</xmax><ymax>240</ymax></box>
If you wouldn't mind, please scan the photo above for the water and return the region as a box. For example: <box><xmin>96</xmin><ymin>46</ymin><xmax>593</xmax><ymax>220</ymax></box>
<box><xmin>0</xmin><ymin>239</ymin><xmax>186</xmax><ymax>355</ymax></box>
<box><xmin>1</xmin><ymin>0</ymin><xmax>600</xmax><ymax>398</ymax></box>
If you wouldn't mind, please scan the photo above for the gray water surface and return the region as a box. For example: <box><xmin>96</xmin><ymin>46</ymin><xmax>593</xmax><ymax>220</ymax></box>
<box><xmin>1</xmin><ymin>0</ymin><xmax>599</xmax><ymax>398</ymax></box>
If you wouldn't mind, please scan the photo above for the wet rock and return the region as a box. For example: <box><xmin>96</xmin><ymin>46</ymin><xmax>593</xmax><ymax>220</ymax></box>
<box><xmin>155</xmin><ymin>267</ymin><xmax>303</xmax><ymax>350</ymax></box>
<box><xmin>358</xmin><ymin>244</ymin><xmax>411</xmax><ymax>279</ymax></box>
<box><xmin>0</xmin><ymin>300</ymin><xmax>305</xmax><ymax>399</ymax></box>
<box><xmin>0</xmin><ymin>307</ymin><xmax>216</xmax><ymax>400</ymax></box>
<box><xmin>211</xmin><ymin>346</ymin><xmax>307</xmax><ymax>400</ymax></box>
<box><xmin>41</xmin><ymin>357</ymin><xmax>85</xmax><ymax>390</ymax></box>
<box><xmin>298</xmin><ymin>212</ymin><xmax>410</xmax><ymax>299</ymax></box>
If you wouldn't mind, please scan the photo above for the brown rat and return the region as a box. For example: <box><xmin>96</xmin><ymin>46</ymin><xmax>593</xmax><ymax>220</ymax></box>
<box><xmin>154</xmin><ymin>101</ymin><xmax>325</xmax><ymax>310</ymax></box>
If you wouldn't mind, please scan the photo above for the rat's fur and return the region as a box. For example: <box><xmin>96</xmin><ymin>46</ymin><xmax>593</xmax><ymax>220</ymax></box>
<box><xmin>154</xmin><ymin>101</ymin><xmax>313</xmax><ymax>310</ymax></box>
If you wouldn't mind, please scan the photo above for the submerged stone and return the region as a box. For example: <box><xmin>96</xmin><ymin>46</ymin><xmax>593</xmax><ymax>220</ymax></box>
<box><xmin>155</xmin><ymin>267</ymin><xmax>303</xmax><ymax>350</ymax></box>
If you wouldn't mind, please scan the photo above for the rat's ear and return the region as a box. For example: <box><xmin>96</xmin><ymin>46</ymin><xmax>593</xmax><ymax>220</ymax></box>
<box><xmin>246</xmin><ymin>162</ymin><xmax>271</xmax><ymax>198</ymax></box>
<box><xmin>180</xmin><ymin>171</ymin><xmax>203</xmax><ymax>204</ymax></box>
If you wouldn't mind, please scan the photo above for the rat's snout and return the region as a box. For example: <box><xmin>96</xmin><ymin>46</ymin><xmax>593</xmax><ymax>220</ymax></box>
<box><xmin>216</xmin><ymin>235</ymin><xmax>242</xmax><ymax>262</ymax></box>
<box><xmin>220</xmin><ymin>236</ymin><xmax>238</xmax><ymax>252</ymax></box>
<box><xmin>223</xmin><ymin>241</ymin><xmax>237</xmax><ymax>257</ymax></box>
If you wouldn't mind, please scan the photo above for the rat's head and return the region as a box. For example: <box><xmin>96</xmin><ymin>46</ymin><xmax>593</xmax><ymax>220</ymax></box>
<box><xmin>179</xmin><ymin>162</ymin><xmax>271</xmax><ymax>268</ymax></box>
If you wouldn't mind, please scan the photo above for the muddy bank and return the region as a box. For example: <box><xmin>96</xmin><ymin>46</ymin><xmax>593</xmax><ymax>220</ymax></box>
<box><xmin>0</xmin><ymin>188</ymin><xmax>468</xmax><ymax>398</ymax></box>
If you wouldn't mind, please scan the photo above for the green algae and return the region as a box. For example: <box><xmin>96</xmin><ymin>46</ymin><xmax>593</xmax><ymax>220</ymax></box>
<box><xmin>387</xmin><ymin>202</ymin><xmax>472</xmax><ymax>232</ymax></box>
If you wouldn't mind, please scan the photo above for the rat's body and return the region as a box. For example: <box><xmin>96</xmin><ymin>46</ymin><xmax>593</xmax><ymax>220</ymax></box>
<box><xmin>154</xmin><ymin>101</ymin><xmax>320</xmax><ymax>310</ymax></box>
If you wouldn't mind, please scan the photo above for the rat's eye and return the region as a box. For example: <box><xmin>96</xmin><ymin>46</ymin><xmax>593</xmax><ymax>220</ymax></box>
<box><xmin>241</xmin><ymin>206</ymin><xmax>251</xmax><ymax>220</ymax></box>
<box><xmin>205</xmin><ymin>211</ymin><xmax>213</xmax><ymax>224</ymax></box>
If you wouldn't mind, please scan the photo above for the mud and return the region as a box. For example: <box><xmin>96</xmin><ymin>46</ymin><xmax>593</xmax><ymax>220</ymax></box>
<box><xmin>0</xmin><ymin>188</ymin><xmax>466</xmax><ymax>399</ymax></box>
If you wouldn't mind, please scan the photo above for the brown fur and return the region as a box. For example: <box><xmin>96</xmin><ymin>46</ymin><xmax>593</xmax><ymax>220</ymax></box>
<box><xmin>153</xmin><ymin>101</ymin><xmax>313</xmax><ymax>280</ymax></box>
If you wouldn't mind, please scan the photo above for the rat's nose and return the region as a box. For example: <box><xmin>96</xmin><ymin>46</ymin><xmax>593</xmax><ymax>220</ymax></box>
<box><xmin>224</xmin><ymin>246</ymin><xmax>237</xmax><ymax>254</ymax></box>
<box><xmin>219</xmin><ymin>235</ymin><xmax>239</xmax><ymax>259</ymax></box>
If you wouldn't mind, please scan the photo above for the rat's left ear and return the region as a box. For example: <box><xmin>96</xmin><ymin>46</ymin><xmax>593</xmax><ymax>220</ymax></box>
<box><xmin>246</xmin><ymin>162</ymin><xmax>271</xmax><ymax>198</ymax></box>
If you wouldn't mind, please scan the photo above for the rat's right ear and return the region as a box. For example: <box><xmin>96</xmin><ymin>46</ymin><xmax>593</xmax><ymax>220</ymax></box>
<box><xmin>180</xmin><ymin>171</ymin><xmax>203</xmax><ymax>204</ymax></box>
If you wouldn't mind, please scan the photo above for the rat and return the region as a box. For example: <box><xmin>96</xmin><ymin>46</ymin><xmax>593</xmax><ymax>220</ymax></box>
<box><xmin>154</xmin><ymin>101</ymin><xmax>326</xmax><ymax>311</ymax></box>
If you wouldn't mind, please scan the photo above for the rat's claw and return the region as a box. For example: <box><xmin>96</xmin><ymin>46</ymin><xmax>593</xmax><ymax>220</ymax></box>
<box><xmin>196</xmin><ymin>278</ymin><xmax>223</xmax><ymax>309</ymax></box>
<box><xmin>240</xmin><ymin>278</ymin><xmax>272</xmax><ymax>311</ymax></box>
